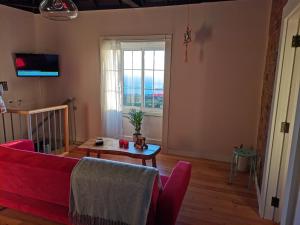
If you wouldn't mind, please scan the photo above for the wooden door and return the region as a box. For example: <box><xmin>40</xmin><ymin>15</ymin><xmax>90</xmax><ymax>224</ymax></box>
<box><xmin>263</xmin><ymin>17</ymin><xmax>300</xmax><ymax>222</ymax></box>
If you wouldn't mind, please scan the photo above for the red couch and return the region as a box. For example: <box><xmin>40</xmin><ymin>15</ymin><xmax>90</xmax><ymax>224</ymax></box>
<box><xmin>0</xmin><ymin>140</ymin><xmax>191</xmax><ymax>225</ymax></box>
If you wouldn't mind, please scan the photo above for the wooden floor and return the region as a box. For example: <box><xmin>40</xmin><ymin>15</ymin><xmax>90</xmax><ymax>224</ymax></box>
<box><xmin>0</xmin><ymin>151</ymin><xmax>275</xmax><ymax>225</ymax></box>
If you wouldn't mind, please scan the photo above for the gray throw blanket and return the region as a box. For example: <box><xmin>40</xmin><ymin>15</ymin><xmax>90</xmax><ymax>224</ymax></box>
<box><xmin>69</xmin><ymin>157</ymin><xmax>160</xmax><ymax>225</ymax></box>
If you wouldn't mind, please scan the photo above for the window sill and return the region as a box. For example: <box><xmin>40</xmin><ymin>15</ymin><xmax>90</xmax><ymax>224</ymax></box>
<box><xmin>122</xmin><ymin>111</ymin><xmax>163</xmax><ymax>118</ymax></box>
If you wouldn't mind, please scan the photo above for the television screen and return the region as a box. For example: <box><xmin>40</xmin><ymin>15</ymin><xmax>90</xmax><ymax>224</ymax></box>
<box><xmin>15</xmin><ymin>53</ymin><xmax>60</xmax><ymax>77</ymax></box>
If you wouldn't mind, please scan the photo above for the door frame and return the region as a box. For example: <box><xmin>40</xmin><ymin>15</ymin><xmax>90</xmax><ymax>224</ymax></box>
<box><xmin>260</xmin><ymin>1</ymin><xmax>300</xmax><ymax>223</ymax></box>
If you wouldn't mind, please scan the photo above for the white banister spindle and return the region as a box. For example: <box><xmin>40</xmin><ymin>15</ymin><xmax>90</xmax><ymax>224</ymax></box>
<box><xmin>35</xmin><ymin>114</ymin><xmax>40</xmax><ymax>152</ymax></box>
<box><xmin>19</xmin><ymin>114</ymin><xmax>22</xmax><ymax>139</ymax></box>
<box><xmin>10</xmin><ymin>113</ymin><xmax>15</xmax><ymax>140</ymax></box>
<box><xmin>53</xmin><ymin>110</ymin><xmax>57</xmax><ymax>152</ymax></box>
<box><xmin>59</xmin><ymin>109</ymin><xmax>63</xmax><ymax>150</ymax></box>
<box><xmin>26</xmin><ymin>115</ymin><xmax>32</xmax><ymax>140</ymax></box>
<box><xmin>42</xmin><ymin>113</ymin><xmax>46</xmax><ymax>152</ymax></box>
<box><xmin>48</xmin><ymin>112</ymin><xmax>52</xmax><ymax>153</ymax></box>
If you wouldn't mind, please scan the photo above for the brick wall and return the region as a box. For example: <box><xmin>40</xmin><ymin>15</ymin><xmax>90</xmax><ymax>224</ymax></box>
<box><xmin>257</xmin><ymin>0</ymin><xmax>288</xmax><ymax>187</ymax></box>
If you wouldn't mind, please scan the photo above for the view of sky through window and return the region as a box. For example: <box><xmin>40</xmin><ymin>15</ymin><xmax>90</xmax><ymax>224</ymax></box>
<box><xmin>123</xmin><ymin>46</ymin><xmax>165</xmax><ymax>110</ymax></box>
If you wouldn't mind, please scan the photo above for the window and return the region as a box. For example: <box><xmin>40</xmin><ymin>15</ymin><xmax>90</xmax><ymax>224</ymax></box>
<box><xmin>121</xmin><ymin>41</ymin><xmax>165</xmax><ymax>113</ymax></box>
<box><xmin>100</xmin><ymin>36</ymin><xmax>171</xmax><ymax>140</ymax></box>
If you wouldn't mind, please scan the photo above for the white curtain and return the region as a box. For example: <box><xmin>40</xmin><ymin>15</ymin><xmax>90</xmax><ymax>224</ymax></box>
<box><xmin>100</xmin><ymin>40</ymin><xmax>123</xmax><ymax>138</ymax></box>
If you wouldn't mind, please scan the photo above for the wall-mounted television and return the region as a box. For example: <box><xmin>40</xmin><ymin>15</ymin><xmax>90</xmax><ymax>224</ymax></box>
<box><xmin>14</xmin><ymin>53</ymin><xmax>60</xmax><ymax>77</ymax></box>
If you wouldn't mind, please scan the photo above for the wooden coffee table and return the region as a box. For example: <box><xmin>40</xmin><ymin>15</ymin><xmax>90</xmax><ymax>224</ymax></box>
<box><xmin>77</xmin><ymin>138</ymin><xmax>161</xmax><ymax>167</ymax></box>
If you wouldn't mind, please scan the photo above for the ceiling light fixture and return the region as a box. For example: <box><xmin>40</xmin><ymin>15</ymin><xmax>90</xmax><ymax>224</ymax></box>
<box><xmin>39</xmin><ymin>0</ymin><xmax>79</xmax><ymax>21</ymax></box>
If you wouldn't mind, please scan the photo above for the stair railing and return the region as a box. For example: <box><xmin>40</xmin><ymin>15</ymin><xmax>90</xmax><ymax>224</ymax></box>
<box><xmin>1</xmin><ymin>105</ymin><xmax>69</xmax><ymax>153</ymax></box>
<box><xmin>29</xmin><ymin>98</ymin><xmax>77</xmax><ymax>145</ymax></box>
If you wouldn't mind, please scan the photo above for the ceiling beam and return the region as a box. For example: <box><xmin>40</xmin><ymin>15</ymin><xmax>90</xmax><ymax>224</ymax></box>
<box><xmin>93</xmin><ymin>0</ymin><xmax>99</xmax><ymax>8</ymax></box>
<box><xmin>1</xmin><ymin>2</ymin><xmax>37</xmax><ymax>9</ymax></box>
<box><xmin>0</xmin><ymin>0</ymin><xmax>235</xmax><ymax>13</ymax></box>
<box><xmin>120</xmin><ymin>0</ymin><xmax>139</xmax><ymax>7</ymax></box>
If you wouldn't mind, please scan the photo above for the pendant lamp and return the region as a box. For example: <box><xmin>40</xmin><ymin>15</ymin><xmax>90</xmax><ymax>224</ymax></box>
<box><xmin>39</xmin><ymin>0</ymin><xmax>78</xmax><ymax>21</ymax></box>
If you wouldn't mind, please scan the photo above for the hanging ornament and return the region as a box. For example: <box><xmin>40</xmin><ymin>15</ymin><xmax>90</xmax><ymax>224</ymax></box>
<box><xmin>184</xmin><ymin>25</ymin><xmax>192</xmax><ymax>62</ymax></box>
<box><xmin>39</xmin><ymin>0</ymin><xmax>79</xmax><ymax>21</ymax></box>
<box><xmin>184</xmin><ymin>4</ymin><xmax>192</xmax><ymax>62</ymax></box>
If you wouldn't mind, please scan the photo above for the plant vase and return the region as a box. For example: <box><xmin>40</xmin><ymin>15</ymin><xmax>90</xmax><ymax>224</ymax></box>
<box><xmin>133</xmin><ymin>132</ymin><xmax>142</xmax><ymax>144</ymax></box>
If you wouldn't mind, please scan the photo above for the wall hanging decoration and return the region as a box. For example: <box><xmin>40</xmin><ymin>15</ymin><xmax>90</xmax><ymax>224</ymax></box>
<box><xmin>39</xmin><ymin>0</ymin><xmax>78</xmax><ymax>21</ymax></box>
<box><xmin>184</xmin><ymin>4</ymin><xmax>192</xmax><ymax>62</ymax></box>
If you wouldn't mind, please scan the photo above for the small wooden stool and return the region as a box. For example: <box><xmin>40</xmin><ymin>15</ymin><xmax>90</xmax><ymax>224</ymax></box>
<box><xmin>229</xmin><ymin>146</ymin><xmax>257</xmax><ymax>188</ymax></box>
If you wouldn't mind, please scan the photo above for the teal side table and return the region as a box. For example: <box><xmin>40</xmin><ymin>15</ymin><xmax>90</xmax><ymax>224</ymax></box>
<box><xmin>229</xmin><ymin>146</ymin><xmax>257</xmax><ymax>188</ymax></box>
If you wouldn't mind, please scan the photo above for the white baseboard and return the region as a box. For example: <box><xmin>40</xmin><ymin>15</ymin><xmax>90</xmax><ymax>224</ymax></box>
<box><xmin>165</xmin><ymin>147</ymin><xmax>232</xmax><ymax>162</ymax></box>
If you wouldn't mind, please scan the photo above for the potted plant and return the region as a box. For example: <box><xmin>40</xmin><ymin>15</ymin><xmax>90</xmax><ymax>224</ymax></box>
<box><xmin>126</xmin><ymin>109</ymin><xmax>144</xmax><ymax>143</ymax></box>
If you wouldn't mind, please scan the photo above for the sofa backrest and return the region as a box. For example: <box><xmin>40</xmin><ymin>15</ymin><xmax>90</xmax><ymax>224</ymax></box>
<box><xmin>0</xmin><ymin>140</ymin><xmax>35</xmax><ymax>152</ymax></box>
<box><xmin>0</xmin><ymin>145</ymin><xmax>79</xmax><ymax>207</ymax></box>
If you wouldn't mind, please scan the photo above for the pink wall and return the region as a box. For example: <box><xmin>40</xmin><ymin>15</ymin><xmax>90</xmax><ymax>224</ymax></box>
<box><xmin>0</xmin><ymin>5</ymin><xmax>44</xmax><ymax>142</ymax></box>
<box><xmin>0</xmin><ymin>5</ymin><xmax>42</xmax><ymax>110</ymax></box>
<box><xmin>35</xmin><ymin>0</ymin><xmax>270</xmax><ymax>161</ymax></box>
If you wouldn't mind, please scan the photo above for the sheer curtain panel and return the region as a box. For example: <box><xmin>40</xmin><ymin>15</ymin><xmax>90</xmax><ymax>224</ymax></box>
<box><xmin>100</xmin><ymin>40</ymin><xmax>123</xmax><ymax>138</ymax></box>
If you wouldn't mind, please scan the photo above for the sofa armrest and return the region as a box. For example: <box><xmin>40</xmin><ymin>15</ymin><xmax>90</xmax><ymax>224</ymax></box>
<box><xmin>0</xmin><ymin>140</ymin><xmax>35</xmax><ymax>152</ymax></box>
<box><xmin>156</xmin><ymin>161</ymin><xmax>191</xmax><ymax>225</ymax></box>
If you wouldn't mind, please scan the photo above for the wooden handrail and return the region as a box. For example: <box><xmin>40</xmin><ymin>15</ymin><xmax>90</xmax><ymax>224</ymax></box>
<box><xmin>7</xmin><ymin>105</ymin><xmax>68</xmax><ymax>115</ymax></box>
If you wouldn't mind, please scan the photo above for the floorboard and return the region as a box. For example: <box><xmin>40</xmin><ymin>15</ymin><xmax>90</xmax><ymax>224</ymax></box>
<box><xmin>0</xmin><ymin>151</ymin><xmax>276</xmax><ymax>225</ymax></box>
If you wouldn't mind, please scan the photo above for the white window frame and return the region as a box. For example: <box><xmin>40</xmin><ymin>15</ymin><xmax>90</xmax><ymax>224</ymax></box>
<box><xmin>116</xmin><ymin>37</ymin><xmax>170</xmax><ymax>117</ymax></box>
<box><xmin>99</xmin><ymin>35</ymin><xmax>172</xmax><ymax>150</ymax></box>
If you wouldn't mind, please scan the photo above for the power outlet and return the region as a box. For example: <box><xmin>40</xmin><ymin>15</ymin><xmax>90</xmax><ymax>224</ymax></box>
<box><xmin>0</xmin><ymin>81</ymin><xmax>8</xmax><ymax>91</ymax></box>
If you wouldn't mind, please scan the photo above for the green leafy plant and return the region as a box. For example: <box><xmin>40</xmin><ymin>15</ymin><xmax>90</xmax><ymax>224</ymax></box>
<box><xmin>127</xmin><ymin>109</ymin><xmax>144</xmax><ymax>134</ymax></box>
